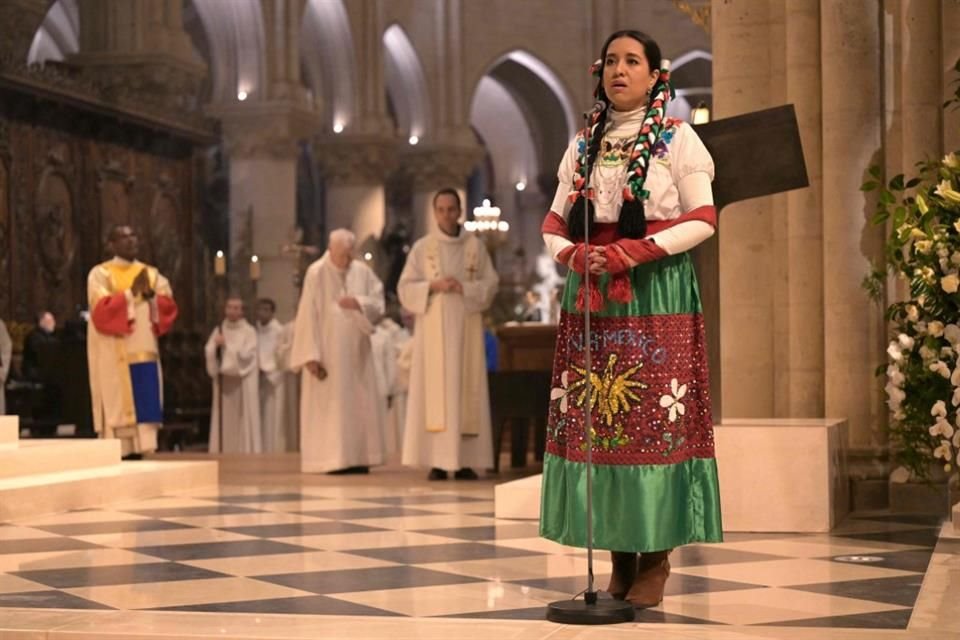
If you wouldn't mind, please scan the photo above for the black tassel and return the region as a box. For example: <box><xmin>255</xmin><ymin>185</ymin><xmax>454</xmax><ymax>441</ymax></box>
<box><xmin>617</xmin><ymin>198</ymin><xmax>647</xmax><ymax>239</ymax></box>
<box><xmin>567</xmin><ymin>197</ymin><xmax>596</xmax><ymax>241</ymax></box>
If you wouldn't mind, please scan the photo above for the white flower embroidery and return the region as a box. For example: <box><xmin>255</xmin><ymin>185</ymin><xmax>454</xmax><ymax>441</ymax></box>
<box><xmin>550</xmin><ymin>370</ymin><xmax>572</xmax><ymax>414</ymax></box>
<box><xmin>659</xmin><ymin>378</ymin><xmax>688</xmax><ymax>423</ymax></box>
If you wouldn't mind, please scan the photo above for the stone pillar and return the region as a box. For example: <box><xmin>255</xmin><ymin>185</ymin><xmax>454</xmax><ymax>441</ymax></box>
<box><xmin>884</xmin><ymin>1</ymin><xmax>943</xmax><ymax>180</ymax></box>
<box><xmin>315</xmin><ymin>136</ymin><xmax>397</xmax><ymax>246</ymax></box>
<box><xmin>68</xmin><ymin>0</ymin><xmax>206</xmax><ymax>113</ymax></box>
<box><xmin>945</xmin><ymin>1</ymin><xmax>960</xmax><ymax>153</ymax></box>
<box><xmin>261</xmin><ymin>0</ymin><xmax>309</xmax><ymax>103</ymax></box>
<box><xmin>214</xmin><ymin>104</ymin><xmax>319</xmax><ymax>321</ymax></box>
<box><xmin>821</xmin><ymin>0</ymin><xmax>885</xmax><ymax>450</ymax></box>
<box><xmin>777</xmin><ymin>0</ymin><xmax>824</xmax><ymax>418</ymax></box>
<box><xmin>404</xmin><ymin>142</ymin><xmax>484</xmax><ymax>241</ymax></box>
<box><xmin>712</xmin><ymin>0</ymin><xmax>779</xmax><ymax>418</ymax></box>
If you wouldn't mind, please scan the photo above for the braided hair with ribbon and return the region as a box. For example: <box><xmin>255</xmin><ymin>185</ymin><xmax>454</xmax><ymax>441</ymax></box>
<box><xmin>567</xmin><ymin>30</ymin><xmax>674</xmax><ymax>242</ymax></box>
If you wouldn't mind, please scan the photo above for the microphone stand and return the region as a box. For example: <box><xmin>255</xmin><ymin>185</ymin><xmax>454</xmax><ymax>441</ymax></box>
<box><xmin>216</xmin><ymin>322</ymin><xmax>224</xmax><ymax>454</ymax></box>
<box><xmin>547</xmin><ymin>104</ymin><xmax>635</xmax><ymax>625</ymax></box>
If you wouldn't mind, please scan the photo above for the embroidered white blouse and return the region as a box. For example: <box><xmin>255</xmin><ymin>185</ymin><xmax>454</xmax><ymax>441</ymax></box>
<box><xmin>544</xmin><ymin>106</ymin><xmax>716</xmax><ymax>259</ymax></box>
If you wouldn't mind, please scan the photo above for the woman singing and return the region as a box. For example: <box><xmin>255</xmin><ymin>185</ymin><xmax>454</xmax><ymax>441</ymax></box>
<box><xmin>539</xmin><ymin>29</ymin><xmax>723</xmax><ymax>608</ymax></box>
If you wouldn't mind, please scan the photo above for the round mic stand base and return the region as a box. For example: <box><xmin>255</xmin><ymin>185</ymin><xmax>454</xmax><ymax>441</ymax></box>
<box><xmin>546</xmin><ymin>593</ymin><xmax>635</xmax><ymax>625</ymax></box>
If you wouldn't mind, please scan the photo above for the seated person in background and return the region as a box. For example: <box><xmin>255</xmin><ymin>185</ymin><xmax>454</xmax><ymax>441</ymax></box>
<box><xmin>22</xmin><ymin>311</ymin><xmax>59</xmax><ymax>382</ymax></box>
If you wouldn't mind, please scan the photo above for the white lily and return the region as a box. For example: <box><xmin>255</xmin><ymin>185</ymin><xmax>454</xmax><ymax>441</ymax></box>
<box><xmin>936</xmin><ymin>179</ymin><xmax>960</xmax><ymax>205</ymax></box>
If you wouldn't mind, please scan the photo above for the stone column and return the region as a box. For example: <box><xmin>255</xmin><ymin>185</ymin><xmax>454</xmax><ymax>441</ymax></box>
<box><xmin>68</xmin><ymin>0</ymin><xmax>206</xmax><ymax>113</ymax></box>
<box><xmin>821</xmin><ymin>0</ymin><xmax>886</xmax><ymax>450</ymax></box>
<box><xmin>215</xmin><ymin>104</ymin><xmax>319</xmax><ymax>321</ymax></box>
<box><xmin>884</xmin><ymin>1</ymin><xmax>943</xmax><ymax>179</ymax></box>
<box><xmin>315</xmin><ymin>135</ymin><xmax>397</xmax><ymax>246</ymax></box>
<box><xmin>261</xmin><ymin>0</ymin><xmax>309</xmax><ymax>103</ymax></box>
<box><xmin>945</xmin><ymin>1</ymin><xmax>960</xmax><ymax>153</ymax></box>
<box><xmin>777</xmin><ymin>0</ymin><xmax>824</xmax><ymax>418</ymax></box>
<box><xmin>712</xmin><ymin>0</ymin><xmax>779</xmax><ymax>418</ymax></box>
<box><xmin>404</xmin><ymin>142</ymin><xmax>485</xmax><ymax>241</ymax></box>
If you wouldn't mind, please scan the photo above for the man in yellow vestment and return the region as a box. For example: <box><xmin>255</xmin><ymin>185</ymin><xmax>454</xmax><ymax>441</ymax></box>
<box><xmin>87</xmin><ymin>225</ymin><xmax>178</xmax><ymax>457</ymax></box>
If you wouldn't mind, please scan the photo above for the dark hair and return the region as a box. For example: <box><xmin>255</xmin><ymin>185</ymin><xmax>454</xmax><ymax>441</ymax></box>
<box><xmin>257</xmin><ymin>298</ymin><xmax>276</xmax><ymax>312</ymax></box>
<box><xmin>432</xmin><ymin>188</ymin><xmax>462</xmax><ymax>210</ymax></box>
<box><xmin>568</xmin><ymin>30</ymin><xmax>663</xmax><ymax>242</ymax></box>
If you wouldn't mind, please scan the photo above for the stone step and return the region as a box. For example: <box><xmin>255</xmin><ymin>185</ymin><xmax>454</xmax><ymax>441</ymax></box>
<box><xmin>0</xmin><ymin>438</ymin><xmax>121</xmax><ymax>479</ymax></box>
<box><xmin>0</xmin><ymin>415</ymin><xmax>18</xmax><ymax>446</ymax></box>
<box><xmin>494</xmin><ymin>473</ymin><xmax>542</xmax><ymax>520</ymax></box>
<box><xmin>0</xmin><ymin>459</ymin><xmax>218</xmax><ymax>522</ymax></box>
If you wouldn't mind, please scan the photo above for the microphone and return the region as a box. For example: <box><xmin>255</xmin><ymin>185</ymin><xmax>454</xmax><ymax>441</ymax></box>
<box><xmin>583</xmin><ymin>100</ymin><xmax>607</xmax><ymax>119</ymax></box>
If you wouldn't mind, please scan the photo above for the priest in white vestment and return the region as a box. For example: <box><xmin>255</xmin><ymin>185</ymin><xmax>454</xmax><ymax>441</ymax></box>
<box><xmin>278</xmin><ymin>320</ymin><xmax>300</xmax><ymax>451</ymax></box>
<box><xmin>398</xmin><ymin>189</ymin><xmax>499</xmax><ymax>480</ymax></box>
<box><xmin>87</xmin><ymin>225</ymin><xmax>178</xmax><ymax>456</ymax></box>
<box><xmin>205</xmin><ymin>297</ymin><xmax>261</xmax><ymax>453</ymax></box>
<box><xmin>256</xmin><ymin>298</ymin><xmax>292</xmax><ymax>452</ymax></box>
<box><xmin>290</xmin><ymin>229</ymin><xmax>386</xmax><ymax>474</ymax></box>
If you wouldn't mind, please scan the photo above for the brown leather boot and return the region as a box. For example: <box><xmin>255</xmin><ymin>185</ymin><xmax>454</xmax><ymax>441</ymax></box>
<box><xmin>605</xmin><ymin>551</ymin><xmax>638</xmax><ymax>600</ymax></box>
<box><xmin>625</xmin><ymin>550</ymin><xmax>671</xmax><ymax>608</ymax></box>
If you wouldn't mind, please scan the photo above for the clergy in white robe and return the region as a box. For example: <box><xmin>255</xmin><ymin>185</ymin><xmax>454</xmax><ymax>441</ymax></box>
<box><xmin>205</xmin><ymin>297</ymin><xmax>261</xmax><ymax>453</ymax></box>
<box><xmin>86</xmin><ymin>225</ymin><xmax>178</xmax><ymax>456</ymax></box>
<box><xmin>256</xmin><ymin>298</ymin><xmax>292</xmax><ymax>453</ymax></box>
<box><xmin>371</xmin><ymin>317</ymin><xmax>411</xmax><ymax>456</ymax></box>
<box><xmin>290</xmin><ymin>228</ymin><xmax>386</xmax><ymax>474</ymax></box>
<box><xmin>277</xmin><ymin>320</ymin><xmax>300</xmax><ymax>451</ymax></box>
<box><xmin>398</xmin><ymin>189</ymin><xmax>499</xmax><ymax>479</ymax></box>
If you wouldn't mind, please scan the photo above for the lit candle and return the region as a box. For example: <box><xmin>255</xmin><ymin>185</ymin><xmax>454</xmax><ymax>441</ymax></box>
<box><xmin>250</xmin><ymin>255</ymin><xmax>260</xmax><ymax>281</ymax></box>
<box><xmin>214</xmin><ymin>250</ymin><xmax>226</xmax><ymax>276</ymax></box>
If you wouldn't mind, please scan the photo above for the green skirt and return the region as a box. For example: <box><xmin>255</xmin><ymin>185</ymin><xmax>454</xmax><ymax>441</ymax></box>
<box><xmin>539</xmin><ymin>252</ymin><xmax>723</xmax><ymax>552</ymax></box>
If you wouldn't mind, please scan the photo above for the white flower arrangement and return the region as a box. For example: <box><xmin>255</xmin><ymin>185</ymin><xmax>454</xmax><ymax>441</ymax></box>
<box><xmin>864</xmin><ymin>147</ymin><xmax>960</xmax><ymax>480</ymax></box>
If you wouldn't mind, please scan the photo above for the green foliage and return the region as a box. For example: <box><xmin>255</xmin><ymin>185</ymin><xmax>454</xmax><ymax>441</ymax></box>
<box><xmin>863</xmin><ymin>59</ymin><xmax>960</xmax><ymax>481</ymax></box>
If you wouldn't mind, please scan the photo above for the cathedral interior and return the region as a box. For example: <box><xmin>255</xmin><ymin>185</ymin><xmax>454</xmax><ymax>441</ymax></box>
<box><xmin>0</xmin><ymin>0</ymin><xmax>958</xmax><ymax>638</ymax></box>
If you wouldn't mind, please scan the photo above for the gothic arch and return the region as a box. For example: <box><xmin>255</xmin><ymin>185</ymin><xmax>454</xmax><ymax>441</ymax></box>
<box><xmin>191</xmin><ymin>0</ymin><xmax>266</xmax><ymax>103</ymax></box>
<box><xmin>668</xmin><ymin>49</ymin><xmax>713</xmax><ymax>122</ymax></box>
<box><xmin>27</xmin><ymin>0</ymin><xmax>78</xmax><ymax>65</ymax></box>
<box><xmin>383</xmin><ymin>23</ymin><xmax>430</xmax><ymax>140</ymax></box>
<box><xmin>300</xmin><ymin>0</ymin><xmax>355</xmax><ymax>130</ymax></box>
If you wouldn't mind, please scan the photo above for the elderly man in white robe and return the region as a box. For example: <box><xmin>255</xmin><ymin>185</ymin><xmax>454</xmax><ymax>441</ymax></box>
<box><xmin>290</xmin><ymin>229</ymin><xmax>386</xmax><ymax>474</ymax></box>
<box><xmin>205</xmin><ymin>296</ymin><xmax>261</xmax><ymax>453</ymax></box>
<box><xmin>399</xmin><ymin>188</ymin><xmax>499</xmax><ymax>480</ymax></box>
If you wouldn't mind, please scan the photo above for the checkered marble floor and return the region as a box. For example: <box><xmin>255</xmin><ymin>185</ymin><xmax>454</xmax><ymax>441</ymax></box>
<box><xmin>0</xmin><ymin>479</ymin><xmax>952</xmax><ymax>633</ymax></box>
